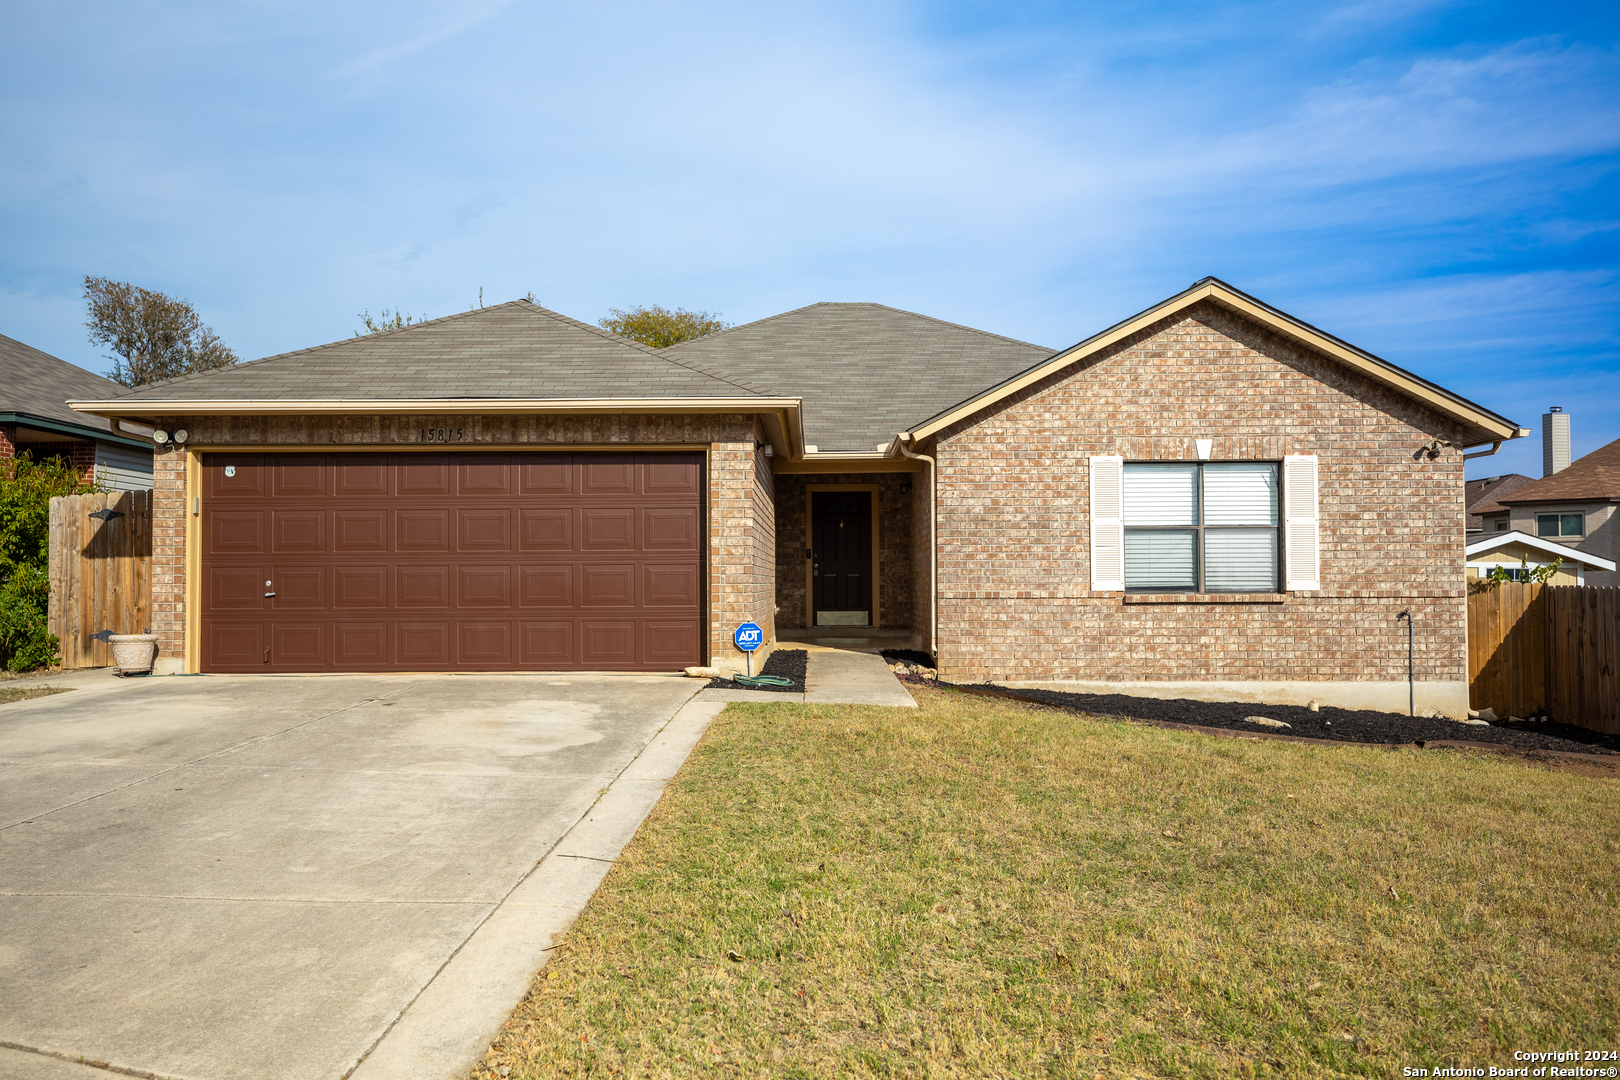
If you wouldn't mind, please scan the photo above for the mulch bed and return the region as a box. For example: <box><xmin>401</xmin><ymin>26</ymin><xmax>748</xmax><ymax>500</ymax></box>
<box><xmin>705</xmin><ymin>648</ymin><xmax>807</xmax><ymax>693</ymax></box>
<box><xmin>947</xmin><ymin>683</ymin><xmax>1620</xmax><ymax>757</ymax></box>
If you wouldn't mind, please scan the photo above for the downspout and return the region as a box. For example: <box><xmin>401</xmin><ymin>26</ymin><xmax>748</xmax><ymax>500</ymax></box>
<box><xmin>897</xmin><ymin>435</ymin><xmax>937</xmax><ymax>661</ymax></box>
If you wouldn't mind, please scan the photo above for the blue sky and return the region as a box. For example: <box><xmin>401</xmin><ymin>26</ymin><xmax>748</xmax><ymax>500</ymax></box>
<box><xmin>2</xmin><ymin>0</ymin><xmax>1615</xmax><ymax>479</ymax></box>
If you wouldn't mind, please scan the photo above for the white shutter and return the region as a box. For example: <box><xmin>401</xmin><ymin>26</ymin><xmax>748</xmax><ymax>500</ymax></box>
<box><xmin>1090</xmin><ymin>455</ymin><xmax>1125</xmax><ymax>591</ymax></box>
<box><xmin>1283</xmin><ymin>455</ymin><xmax>1320</xmax><ymax>591</ymax></box>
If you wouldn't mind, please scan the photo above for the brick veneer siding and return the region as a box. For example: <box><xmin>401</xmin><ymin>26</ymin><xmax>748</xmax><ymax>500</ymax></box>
<box><xmin>0</xmin><ymin>422</ymin><xmax>14</xmax><ymax>460</ymax></box>
<box><xmin>773</xmin><ymin>472</ymin><xmax>914</xmax><ymax>630</ymax></box>
<box><xmin>751</xmin><ymin>443</ymin><xmax>778</xmax><ymax>648</ymax></box>
<box><xmin>911</xmin><ymin>467</ymin><xmax>933</xmax><ymax>651</ymax></box>
<box><xmin>146</xmin><ymin>413</ymin><xmax>772</xmax><ymax>673</ymax></box>
<box><xmin>932</xmin><ymin>301</ymin><xmax>1472</xmax><ymax>691</ymax></box>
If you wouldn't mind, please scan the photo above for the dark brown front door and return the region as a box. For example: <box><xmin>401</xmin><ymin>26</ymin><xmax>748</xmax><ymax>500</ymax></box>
<box><xmin>811</xmin><ymin>490</ymin><xmax>872</xmax><ymax>626</ymax></box>
<box><xmin>201</xmin><ymin>451</ymin><xmax>704</xmax><ymax>672</ymax></box>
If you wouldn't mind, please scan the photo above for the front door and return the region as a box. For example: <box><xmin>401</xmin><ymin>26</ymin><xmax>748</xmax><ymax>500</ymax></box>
<box><xmin>811</xmin><ymin>490</ymin><xmax>872</xmax><ymax>626</ymax></box>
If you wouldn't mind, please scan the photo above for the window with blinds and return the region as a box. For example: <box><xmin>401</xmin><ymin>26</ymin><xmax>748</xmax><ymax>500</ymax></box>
<box><xmin>1122</xmin><ymin>462</ymin><xmax>1280</xmax><ymax>592</ymax></box>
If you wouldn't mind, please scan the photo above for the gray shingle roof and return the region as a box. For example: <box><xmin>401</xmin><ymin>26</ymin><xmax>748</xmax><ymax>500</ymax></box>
<box><xmin>0</xmin><ymin>332</ymin><xmax>124</xmax><ymax>435</ymax></box>
<box><xmin>661</xmin><ymin>303</ymin><xmax>1055</xmax><ymax>451</ymax></box>
<box><xmin>97</xmin><ymin>301</ymin><xmax>766</xmax><ymax>403</ymax></box>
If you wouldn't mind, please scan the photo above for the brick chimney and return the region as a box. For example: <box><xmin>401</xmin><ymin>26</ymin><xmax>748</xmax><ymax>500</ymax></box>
<box><xmin>1542</xmin><ymin>407</ymin><xmax>1570</xmax><ymax>477</ymax></box>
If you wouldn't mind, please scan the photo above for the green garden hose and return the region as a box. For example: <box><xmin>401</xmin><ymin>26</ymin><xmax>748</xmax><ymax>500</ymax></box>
<box><xmin>729</xmin><ymin>674</ymin><xmax>796</xmax><ymax>688</ymax></box>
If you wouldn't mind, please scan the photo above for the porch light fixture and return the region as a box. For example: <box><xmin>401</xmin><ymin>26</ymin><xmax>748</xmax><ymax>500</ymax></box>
<box><xmin>152</xmin><ymin>429</ymin><xmax>170</xmax><ymax>444</ymax></box>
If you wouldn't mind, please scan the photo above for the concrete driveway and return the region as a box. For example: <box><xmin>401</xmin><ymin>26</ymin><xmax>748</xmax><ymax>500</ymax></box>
<box><xmin>0</xmin><ymin>671</ymin><xmax>708</xmax><ymax>1080</ymax></box>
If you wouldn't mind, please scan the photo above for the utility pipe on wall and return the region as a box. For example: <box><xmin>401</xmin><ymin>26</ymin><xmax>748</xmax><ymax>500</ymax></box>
<box><xmin>897</xmin><ymin>435</ymin><xmax>938</xmax><ymax>660</ymax></box>
<box><xmin>1396</xmin><ymin>610</ymin><xmax>1413</xmax><ymax>717</ymax></box>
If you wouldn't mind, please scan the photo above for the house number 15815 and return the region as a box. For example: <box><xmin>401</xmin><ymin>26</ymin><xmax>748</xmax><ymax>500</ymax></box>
<box><xmin>419</xmin><ymin>427</ymin><xmax>466</xmax><ymax>443</ymax></box>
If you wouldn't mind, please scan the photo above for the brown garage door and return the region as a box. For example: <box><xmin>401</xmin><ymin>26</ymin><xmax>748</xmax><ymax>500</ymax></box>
<box><xmin>201</xmin><ymin>451</ymin><xmax>704</xmax><ymax>673</ymax></box>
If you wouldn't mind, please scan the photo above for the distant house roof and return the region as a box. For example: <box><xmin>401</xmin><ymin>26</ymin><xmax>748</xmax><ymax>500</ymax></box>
<box><xmin>1497</xmin><ymin>437</ymin><xmax>1620</xmax><ymax>506</ymax></box>
<box><xmin>661</xmin><ymin>303</ymin><xmax>1054</xmax><ymax>452</ymax></box>
<box><xmin>1464</xmin><ymin>473</ymin><xmax>1536</xmax><ymax>528</ymax></box>
<box><xmin>87</xmin><ymin>302</ymin><xmax>767</xmax><ymax>404</ymax></box>
<box><xmin>0</xmin><ymin>332</ymin><xmax>127</xmax><ymax>439</ymax></box>
<box><xmin>1466</xmin><ymin>530</ymin><xmax>1616</xmax><ymax>573</ymax></box>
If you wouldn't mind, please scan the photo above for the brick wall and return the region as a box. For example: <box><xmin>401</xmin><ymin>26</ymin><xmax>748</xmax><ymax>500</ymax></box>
<box><xmin>148</xmin><ymin>412</ymin><xmax>771</xmax><ymax>671</ymax></box>
<box><xmin>751</xmin><ymin>440</ymin><xmax>778</xmax><ymax>646</ymax></box>
<box><xmin>0</xmin><ymin>422</ymin><xmax>14</xmax><ymax>460</ymax></box>
<box><xmin>933</xmin><ymin>301</ymin><xmax>1473</xmax><ymax>686</ymax></box>
<box><xmin>911</xmin><ymin>466</ymin><xmax>933</xmax><ymax>651</ymax></box>
<box><xmin>772</xmin><ymin>472</ymin><xmax>915</xmax><ymax>629</ymax></box>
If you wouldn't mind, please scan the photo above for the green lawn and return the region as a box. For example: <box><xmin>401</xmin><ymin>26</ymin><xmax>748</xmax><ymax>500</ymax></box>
<box><xmin>476</xmin><ymin>683</ymin><xmax>1619</xmax><ymax>1079</ymax></box>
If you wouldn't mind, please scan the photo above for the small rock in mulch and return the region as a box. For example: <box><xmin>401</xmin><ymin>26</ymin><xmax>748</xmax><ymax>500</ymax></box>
<box><xmin>967</xmin><ymin>684</ymin><xmax>1620</xmax><ymax>756</ymax></box>
<box><xmin>882</xmin><ymin>649</ymin><xmax>938</xmax><ymax>680</ymax></box>
<box><xmin>1244</xmin><ymin>716</ymin><xmax>1291</xmax><ymax>729</ymax></box>
<box><xmin>706</xmin><ymin>649</ymin><xmax>807</xmax><ymax>693</ymax></box>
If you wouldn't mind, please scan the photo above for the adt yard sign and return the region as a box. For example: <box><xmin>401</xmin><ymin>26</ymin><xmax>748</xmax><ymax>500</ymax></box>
<box><xmin>734</xmin><ymin>622</ymin><xmax>764</xmax><ymax>652</ymax></box>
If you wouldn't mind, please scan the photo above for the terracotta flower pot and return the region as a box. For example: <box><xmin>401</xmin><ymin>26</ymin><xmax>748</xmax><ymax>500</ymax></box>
<box><xmin>108</xmin><ymin>634</ymin><xmax>159</xmax><ymax>675</ymax></box>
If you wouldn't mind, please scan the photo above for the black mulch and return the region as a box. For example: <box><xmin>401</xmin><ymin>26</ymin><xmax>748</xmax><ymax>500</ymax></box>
<box><xmin>881</xmin><ymin>649</ymin><xmax>936</xmax><ymax>669</ymax></box>
<box><xmin>706</xmin><ymin>649</ymin><xmax>807</xmax><ymax>693</ymax></box>
<box><xmin>948</xmin><ymin>684</ymin><xmax>1620</xmax><ymax>757</ymax></box>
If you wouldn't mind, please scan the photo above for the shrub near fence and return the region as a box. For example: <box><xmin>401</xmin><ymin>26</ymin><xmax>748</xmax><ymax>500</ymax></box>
<box><xmin>47</xmin><ymin>491</ymin><xmax>152</xmax><ymax>670</ymax></box>
<box><xmin>1468</xmin><ymin>582</ymin><xmax>1619</xmax><ymax>734</ymax></box>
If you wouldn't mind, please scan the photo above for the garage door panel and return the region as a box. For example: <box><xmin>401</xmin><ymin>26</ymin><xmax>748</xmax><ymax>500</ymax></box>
<box><xmin>398</xmin><ymin>566</ymin><xmax>452</xmax><ymax>608</ymax></box>
<box><xmin>272</xmin><ymin>458</ymin><xmax>329</xmax><ymax>498</ymax></box>
<box><xmin>581</xmin><ymin>621</ymin><xmax>636</xmax><ymax>666</ymax></box>
<box><xmin>271</xmin><ymin>511</ymin><xmax>325</xmax><ymax>553</ymax></box>
<box><xmin>519</xmin><ymin>565</ymin><xmax>573</xmax><ymax>607</ymax></box>
<box><xmin>581</xmin><ymin>564</ymin><xmax>636</xmax><ymax>607</ymax></box>
<box><xmin>458</xmin><ymin>456</ymin><xmax>511</xmax><ymax>496</ymax></box>
<box><xmin>644</xmin><ymin>507</ymin><xmax>700</xmax><ymax>551</ymax></box>
<box><xmin>458</xmin><ymin>509</ymin><xmax>511</xmax><ymax>551</ymax></box>
<box><xmin>335</xmin><ymin>456</ymin><xmax>391</xmax><ymax>497</ymax></box>
<box><xmin>210</xmin><ymin>511</ymin><xmax>266</xmax><ymax>555</ymax></box>
<box><xmin>210</xmin><ymin>623</ymin><xmax>264</xmax><ymax>667</ymax></box>
<box><xmin>520</xmin><ymin>459</ymin><xmax>574</xmax><ymax>496</ymax></box>
<box><xmin>398</xmin><ymin>622</ymin><xmax>451</xmax><ymax>666</ymax></box>
<box><xmin>520</xmin><ymin>621</ymin><xmax>573</xmax><ymax>665</ymax></box>
<box><xmin>581</xmin><ymin>455</ymin><xmax>637</xmax><ymax>495</ymax></box>
<box><xmin>645</xmin><ymin>620</ymin><xmax>701</xmax><ymax>665</ymax></box>
<box><xmin>208</xmin><ymin>456</ymin><xmax>266</xmax><ymax>499</ymax></box>
<box><xmin>519</xmin><ymin>508</ymin><xmax>573</xmax><ymax>551</ymax></box>
<box><xmin>398</xmin><ymin>455</ymin><xmax>452</xmax><ymax>497</ymax></box>
<box><xmin>458</xmin><ymin>622</ymin><xmax>514</xmax><ymax>666</ymax></box>
<box><xmin>209</xmin><ymin>567</ymin><xmax>267</xmax><ymax>613</ymax></box>
<box><xmin>334</xmin><ymin>566</ymin><xmax>388</xmax><ymax>608</ymax></box>
<box><xmin>644</xmin><ymin>456</ymin><xmax>701</xmax><ymax>496</ymax></box>
<box><xmin>581</xmin><ymin>508</ymin><xmax>635</xmax><ymax>551</ymax></box>
<box><xmin>270</xmin><ymin>566</ymin><xmax>325</xmax><ymax>608</ymax></box>
<box><xmin>272</xmin><ymin>623</ymin><xmax>326</xmax><ymax>667</ymax></box>
<box><xmin>336</xmin><ymin>622</ymin><xmax>389</xmax><ymax>666</ymax></box>
<box><xmin>204</xmin><ymin>451</ymin><xmax>703</xmax><ymax>673</ymax></box>
<box><xmin>334</xmin><ymin>510</ymin><xmax>389</xmax><ymax>552</ymax></box>
<box><xmin>398</xmin><ymin>510</ymin><xmax>452</xmax><ymax>552</ymax></box>
<box><xmin>643</xmin><ymin>564</ymin><xmax>700</xmax><ymax>607</ymax></box>
<box><xmin>459</xmin><ymin>566</ymin><xmax>512</xmax><ymax>607</ymax></box>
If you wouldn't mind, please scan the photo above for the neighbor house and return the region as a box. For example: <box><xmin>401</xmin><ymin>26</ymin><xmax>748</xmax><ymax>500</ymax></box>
<box><xmin>69</xmin><ymin>278</ymin><xmax>1525</xmax><ymax>716</ymax></box>
<box><xmin>1465</xmin><ymin>472</ymin><xmax>1534</xmax><ymax>535</ymax></box>
<box><xmin>1</xmin><ymin>332</ymin><xmax>155</xmax><ymax>489</ymax></box>
<box><xmin>1465</xmin><ymin>530</ymin><xmax>1615</xmax><ymax>585</ymax></box>
<box><xmin>1491</xmin><ymin>427</ymin><xmax>1620</xmax><ymax>587</ymax></box>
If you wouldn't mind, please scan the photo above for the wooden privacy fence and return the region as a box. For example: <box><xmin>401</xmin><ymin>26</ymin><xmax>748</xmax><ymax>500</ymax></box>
<box><xmin>1468</xmin><ymin>582</ymin><xmax>1619</xmax><ymax>734</ymax></box>
<box><xmin>47</xmin><ymin>491</ymin><xmax>153</xmax><ymax>670</ymax></box>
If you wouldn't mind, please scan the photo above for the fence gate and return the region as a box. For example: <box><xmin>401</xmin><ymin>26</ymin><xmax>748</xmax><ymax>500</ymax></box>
<box><xmin>47</xmin><ymin>491</ymin><xmax>153</xmax><ymax>670</ymax></box>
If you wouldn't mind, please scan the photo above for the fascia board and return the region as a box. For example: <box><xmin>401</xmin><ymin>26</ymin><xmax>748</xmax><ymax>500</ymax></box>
<box><xmin>0</xmin><ymin>411</ymin><xmax>152</xmax><ymax>450</ymax></box>
<box><xmin>1464</xmin><ymin>530</ymin><xmax>1616</xmax><ymax>571</ymax></box>
<box><xmin>905</xmin><ymin>282</ymin><xmax>1522</xmax><ymax>445</ymax></box>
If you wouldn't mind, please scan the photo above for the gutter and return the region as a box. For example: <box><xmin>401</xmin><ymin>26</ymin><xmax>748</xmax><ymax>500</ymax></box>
<box><xmin>895</xmin><ymin>434</ymin><xmax>937</xmax><ymax>660</ymax></box>
<box><xmin>0</xmin><ymin>411</ymin><xmax>153</xmax><ymax>451</ymax></box>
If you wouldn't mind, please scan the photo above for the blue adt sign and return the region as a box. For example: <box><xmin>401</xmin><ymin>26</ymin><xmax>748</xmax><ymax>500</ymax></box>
<box><xmin>734</xmin><ymin>622</ymin><xmax>764</xmax><ymax>652</ymax></box>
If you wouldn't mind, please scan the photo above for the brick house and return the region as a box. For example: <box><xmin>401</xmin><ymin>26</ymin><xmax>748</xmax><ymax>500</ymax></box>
<box><xmin>70</xmin><ymin>278</ymin><xmax>1523</xmax><ymax>715</ymax></box>
<box><xmin>2</xmin><ymin>333</ymin><xmax>155</xmax><ymax>489</ymax></box>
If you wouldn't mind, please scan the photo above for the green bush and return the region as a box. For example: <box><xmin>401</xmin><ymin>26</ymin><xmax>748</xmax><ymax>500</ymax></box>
<box><xmin>0</xmin><ymin>453</ymin><xmax>97</xmax><ymax>671</ymax></box>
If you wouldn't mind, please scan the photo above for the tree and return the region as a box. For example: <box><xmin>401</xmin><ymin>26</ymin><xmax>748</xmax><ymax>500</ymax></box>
<box><xmin>83</xmin><ymin>277</ymin><xmax>240</xmax><ymax>387</ymax></box>
<box><xmin>357</xmin><ymin>308</ymin><xmax>427</xmax><ymax>335</ymax></box>
<box><xmin>0</xmin><ymin>454</ymin><xmax>96</xmax><ymax>671</ymax></box>
<box><xmin>1482</xmin><ymin>554</ymin><xmax>1563</xmax><ymax>588</ymax></box>
<box><xmin>599</xmin><ymin>305</ymin><xmax>731</xmax><ymax>348</ymax></box>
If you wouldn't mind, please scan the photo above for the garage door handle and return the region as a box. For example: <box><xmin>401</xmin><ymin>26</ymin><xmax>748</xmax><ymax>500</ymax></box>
<box><xmin>264</xmin><ymin>592</ymin><xmax>276</xmax><ymax>597</ymax></box>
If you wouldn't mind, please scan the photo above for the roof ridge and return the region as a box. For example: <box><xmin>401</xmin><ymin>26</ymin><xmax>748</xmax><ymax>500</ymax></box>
<box><xmin>555</xmin><ymin>304</ymin><xmax>771</xmax><ymax>396</ymax></box>
<box><xmin>663</xmin><ymin>300</ymin><xmax>1055</xmax><ymax>355</ymax></box>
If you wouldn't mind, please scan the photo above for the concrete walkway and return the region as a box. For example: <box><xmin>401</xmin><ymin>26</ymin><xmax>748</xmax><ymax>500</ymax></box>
<box><xmin>0</xmin><ymin>671</ymin><xmax>725</xmax><ymax>1080</ymax></box>
<box><xmin>697</xmin><ymin>640</ymin><xmax>916</xmax><ymax>707</ymax></box>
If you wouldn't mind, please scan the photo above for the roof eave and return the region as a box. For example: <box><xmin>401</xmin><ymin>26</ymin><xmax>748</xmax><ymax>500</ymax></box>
<box><xmin>69</xmin><ymin>397</ymin><xmax>807</xmax><ymax>459</ymax></box>
<box><xmin>1465</xmin><ymin>530</ymin><xmax>1617</xmax><ymax>572</ymax></box>
<box><xmin>902</xmin><ymin>279</ymin><xmax>1524</xmax><ymax>446</ymax></box>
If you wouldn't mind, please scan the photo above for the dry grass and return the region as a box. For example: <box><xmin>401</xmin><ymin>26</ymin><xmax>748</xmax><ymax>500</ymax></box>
<box><xmin>0</xmin><ymin>685</ymin><xmax>71</xmax><ymax>704</ymax></box>
<box><xmin>477</xmin><ymin>684</ymin><xmax>1619</xmax><ymax>1079</ymax></box>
